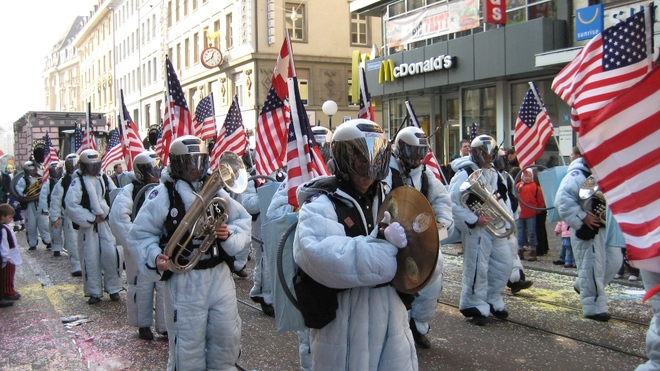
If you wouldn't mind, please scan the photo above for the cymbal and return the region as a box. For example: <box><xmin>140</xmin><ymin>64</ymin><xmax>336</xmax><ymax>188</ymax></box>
<box><xmin>377</xmin><ymin>186</ymin><xmax>439</xmax><ymax>294</ymax></box>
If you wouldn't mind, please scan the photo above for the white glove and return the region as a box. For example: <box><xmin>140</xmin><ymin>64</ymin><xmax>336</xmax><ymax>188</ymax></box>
<box><xmin>381</xmin><ymin>211</ymin><xmax>407</xmax><ymax>249</ymax></box>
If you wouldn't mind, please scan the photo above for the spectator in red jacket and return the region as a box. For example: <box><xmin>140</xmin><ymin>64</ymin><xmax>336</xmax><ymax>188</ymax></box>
<box><xmin>516</xmin><ymin>169</ymin><xmax>545</xmax><ymax>261</ymax></box>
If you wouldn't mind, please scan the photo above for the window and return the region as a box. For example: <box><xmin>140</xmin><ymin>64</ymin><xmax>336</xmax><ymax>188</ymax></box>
<box><xmin>299</xmin><ymin>79</ymin><xmax>308</xmax><ymax>105</ymax></box>
<box><xmin>214</xmin><ymin>20</ymin><xmax>221</xmax><ymax>49</ymax></box>
<box><xmin>167</xmin><ymin>1</ymin><xmax>172</xmax><ymax>27</ymax></box>
<box><xmin>462</xmin><ymin>86</ymin><xmax>497</xmax><ymax>139</ymax></box>
<box><xmin>185</xmin><ymin>38</ymin><xmax>190</xmax><ymax>68</ymax></box>
<box><xmin>183</xmin><ymin>0</ymin><xmax>188</xmax><ymax>17</ymax></box>
<box><xmin>234</xmin><ymin>73</ymin><xmax>244</xmax><ymax>106</ymax></box>
<box><xmin>192</xmin><ymin>0</ymin><xmax>198</xmax><ymax>11</ymax></box>
<box><xmin>193</xmin><ymin>33</ymin><xmax>199</xmax><ymax>63</ymax></box>
<box><xmin>348</xmin><ymin>77</ymin><xmax>354</xmax><ymax>105</ymax></box>
<box><xmin>286</xmin><ymin>3</ymin><xmax>306</xmax><ymax>41</ymax></box>
<box><xmin>175</xmin><ymin>0</ymin><xmax>180</xmax><ymax>23</ymax></box>
<box><xmin>176</xmin><ymin>43</ymin><xmax>181</xmax><ymax>70</ymax></box>
<box><xmin>351</xmin><ymin>14</ymin><xmax>368</xmax><ymax>46</ymax></box>
<box><xmin>153</xmin><ymin>57</ymin><xmax>157</xmax><ymax>82</ymax></box>
<box><xmin>226</xmin><ymin>13</ymin><xmax>233</xmax><ymax>49</ymax></box>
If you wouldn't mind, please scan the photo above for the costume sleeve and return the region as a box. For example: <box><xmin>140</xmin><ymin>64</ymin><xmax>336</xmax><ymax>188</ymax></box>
<box><xmin>49</xmin><ymin>182</ymin><xmax>64</xmax><ymax>221</ymax></box>
<box><xmin>109</xmin><ymin>185</ymin><xmax>134</xmax><ymax>247</ymax></box>
<box><xmin>425</xmin><ymin>167</ymin><xmax>455</xmax><ymax>236</ymax></box>
<box><xmin>15</xmin><ymin>177</ymin><xmax>26</xmax><ymax>196</ymax></box>
<box><xmin>128</xmin><ymin>185</ymin><xmax>168</xmax><ymax>282</ymax></box>
<box><xmin>449</xmin><ymin>169</ymin><xmax>479</xmax><ymax>226</ymax></box>
<box><xmin>555</xmin><ymin>171</ymin><xmax>588</xmax><ymax>230</ymax></box>
<box><xmin>293</xmin><ymin>194</ymin><xmax>399</xmax><ymax>289</ymax></box>
<box><xmin>236</xmin><ymin>180</ymin><xmax>260</xmax><ymax>215</ymax></box>
<box><xmin>64</xmin><ymin>177</ymin><xmax>96</xmax><ymax>229</ymax></box>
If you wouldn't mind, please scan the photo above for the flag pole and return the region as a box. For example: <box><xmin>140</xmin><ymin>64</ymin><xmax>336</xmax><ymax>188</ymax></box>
<box><xmin>528</xmin><ymin>81</ymin><xmax>565</xmax><ymax>166</ymax></box>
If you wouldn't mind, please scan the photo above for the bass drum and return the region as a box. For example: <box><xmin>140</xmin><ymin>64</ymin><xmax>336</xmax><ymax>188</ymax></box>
<box><xmin>376</xmin><ymin>186</ymin><xmax>439</xmax><ymax>294</ymax></box>
<box><xmin>9</xmin><ymin>172</ymin><xmax>41</xmax><ymax>204</ymax></box>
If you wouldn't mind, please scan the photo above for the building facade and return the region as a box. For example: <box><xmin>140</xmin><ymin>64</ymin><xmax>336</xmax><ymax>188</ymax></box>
<box><xmin>351</xmin><ymin>0</ymin><xmax>660</xmax><ymax>167</ymax></box>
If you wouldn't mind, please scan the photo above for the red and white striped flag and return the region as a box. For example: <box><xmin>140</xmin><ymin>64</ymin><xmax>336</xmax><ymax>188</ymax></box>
<box><xmin>271</xmin><ymin>32</ymin><xmax>295</xmax><ymax>101</ymax></box>
<box><xmin>210</xmin><ymin>95</ymin><xmax>247</xmax><ymax>171</ymax></box>
<box><xmin>255</xmin><ymin>86</ymin><xmax>289</xmax><ymax>178</ymax></box>
<box><xmin>41</xmin><ymin>132</ymin><xmax>59</xmax><ymax>183</ymax></box>
<box><xmin>101</xmin><ymin>129</ymin><xmax>123</xmax><ymax>172</ymax></box>
<box><xmin>513</xmin><ymin>82</ymin><xmax>553</xmax><ymax>169</ymax></box>
<box><xmin>286</xmin><ymin>76</ymin><xmax>330</xmax><ymax>208</ymax></box>
<box><xmin>162</xmin><ymin>57</ymin><xmax>193</xmax><ymax>165</ymax></box>
<box><xmin>358</xmin><ymin>66</ymin><xmax>375</xmax><ymax>121</ymax></box>
<box><xmin>551</xmin><ymin>8</ymin><xmax>653</xmax><ymax>129</ymax></box>
<box><xmin>120</xmin><ymin>90</ymin><xmax>145</xmax><ymax>171</ymax></box>
<box><xmin>194</xmin><ymin>93</ymin><xmax>217</xmax><ymax>141</ymax></box>
<box><xmin>405</xmin><ymin>100</ymin><xmax>445</xmax><ymax>183</ymax></box>
<box><xmin>76</xmin><ymin>122</ymin><xmax>97</xmax><ymax>155</ymax></box>
<box><xmin>579</xmin><ymin>65</ymin><xmax>660</xmax><ymax>273</ymax></box>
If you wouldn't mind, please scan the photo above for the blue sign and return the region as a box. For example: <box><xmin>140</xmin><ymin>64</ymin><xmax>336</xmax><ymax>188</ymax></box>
<box><xmin>576</xmin><ymin>4</ymin><xmax>604</xmax><ymax>41</ymax></box>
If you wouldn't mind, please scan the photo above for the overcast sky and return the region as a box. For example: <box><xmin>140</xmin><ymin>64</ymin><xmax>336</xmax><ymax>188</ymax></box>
<box><xmin>0</xmin><ymin>0</ymin><xmax>96</xmax><ymax>135</ymax></box>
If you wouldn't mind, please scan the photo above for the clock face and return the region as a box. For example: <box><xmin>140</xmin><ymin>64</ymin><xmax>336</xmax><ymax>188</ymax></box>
<box><xmin>201</xmin><ymin>47</ymin><xmax>223</xmax><ymax>69</ymax></box>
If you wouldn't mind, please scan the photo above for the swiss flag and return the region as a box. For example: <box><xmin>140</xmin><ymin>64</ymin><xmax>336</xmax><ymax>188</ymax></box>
<box><xmin>271</xmin><ymin>32</ymin><xmax>294</xmax><ymax>101</ymax></box>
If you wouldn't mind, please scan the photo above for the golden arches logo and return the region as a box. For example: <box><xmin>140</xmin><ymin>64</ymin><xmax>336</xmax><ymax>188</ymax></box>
<box><xmin>379</xmin><ymin>60</ymin><xmax>395</xmax><ymax>83</ymax></box>
<box><xmin>577</xmin><ymin>7</ymin><xmax>600</xmax><ymax>25</ymax></box>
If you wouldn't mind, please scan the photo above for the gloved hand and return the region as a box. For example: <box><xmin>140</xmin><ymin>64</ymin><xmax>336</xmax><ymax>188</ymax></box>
<box><xmin>381</xmin><ymin>211</ymin><xmax>407</xmax><ymax>248</ymax></box>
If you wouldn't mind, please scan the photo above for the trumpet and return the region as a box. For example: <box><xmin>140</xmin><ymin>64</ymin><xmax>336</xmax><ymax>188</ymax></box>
<box><xmin>459</xmin><ymin>169</ymin><xmax>516</xmax><ymax>238</ymax></box>
<box><xmin>163</xmin><ymin>151</ymin><xmax>248</xmax><ymax>273</ymax></box>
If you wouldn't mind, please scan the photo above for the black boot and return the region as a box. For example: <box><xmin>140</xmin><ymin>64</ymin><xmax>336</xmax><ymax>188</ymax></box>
<box><xmin>410</xmin><ymin>319</ymin><xmax>431</xmax><ymax>349</ymax></box>
<box><xmin>139</xmin><ymin>327</ymin><xmax>154</xmax><ymax>340</ymax></box>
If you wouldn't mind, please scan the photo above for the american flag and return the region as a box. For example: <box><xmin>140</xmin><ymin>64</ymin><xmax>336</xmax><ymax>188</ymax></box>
<box><xmin>255</xmin><ymin>86</ymin><xmax>289</xmax><ymax>178</ymax></box>
<box><xmin>163</xmin><ymin>57</ymin><xmax>193</xmax><ymax>163</ymax></box>
<box><xmin>101</xmin><ymin>129</ymin><xmax>123</xmax><ymax>172</ymax></box>
<box><xmin>579</xmin><ymin>65</ymin><xmax>660</xmax><ymax>273</ymax></box>
<box><xmin>469</xmin><ymin>123</ymin><xmax>478</xmax><ymax>142</ymax></box>
<box><xmin>272</xmin><ymin>32</ymin><xmax>295</xmax><ymax>100</ymax></box>
<box><xmin>405</xmin><ymin>100</ymin><xmax>445</xmax><ymax>183</ymax></box>
<box><xmin>358</xmin><ymin>66</ymin><xmax>375</xmax><ymax>121</ymax></box>
<box><xmin>154</xmin><ymin>123</ymin><xmax>166</xmax><ymax>164</ymax></box>
<box><xmin>514</xmin><ymin>82</ymin><xmax>554</xmax><ymax>169</ymax></box>
<box><xmin>286</xmin><ymin>76</ymin><xmax>330</xmax><ymax>207</ymax></box>
<box><xmin>75</xmin><ymin>122</ymin><xmax>97</xmax><ymax>155</ymax></box>
<box><xmin>210</xmin><ymin>95</ymin><xmax>247</xmax><ymax>171</ymax></box>
<box><xmin>551</xmin><ymin>8</ymin><xmax>653</xmax><ymax>129</ymax></box>
<box><xmin>194</xmin><ymin>93</ymin><xmax>217</xmax><ymax>141</ymax></box>
<box><xmin>120</xmin><ymin>90</ymin><xmax>145</xmax><ymax>171</ymax></box>
<box><xmin>41</xmin><ymin>132</ymin><xmax>59</xmax><ymax>183</ymax></box>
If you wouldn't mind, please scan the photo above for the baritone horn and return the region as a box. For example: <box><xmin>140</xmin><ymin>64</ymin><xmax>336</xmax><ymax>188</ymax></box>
<box><xmin>9</xmin><ymin>172</ymin><xmax>42</xmax><ymax>204</ymax></box>
<box><xmin>460</xmin><ymin>169</ymin><xmax>516</xmax><ymax>238</ymax></box>
<box><xmin>579</xmin><ymin>175</ymin><xmax>606</xmax><ymax>225</ymax></box>
<box><xmin>163</xmin><ymin>151</ymin><xmax>248</xmax><ymax>273</ymax></box>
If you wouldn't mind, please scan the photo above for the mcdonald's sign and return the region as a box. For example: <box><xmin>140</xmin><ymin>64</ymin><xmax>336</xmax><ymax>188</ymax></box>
<box><xmin>378</xmin><ymin>54</ymin><xmax>456</xmax><ymax>83</ymax></box>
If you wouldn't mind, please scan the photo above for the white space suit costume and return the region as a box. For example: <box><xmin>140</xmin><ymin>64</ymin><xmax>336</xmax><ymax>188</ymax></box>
<box><xmin>39</xmin><ymin>162</ymin><xmax>63</xmax><ymax>255</ymax></box>
<box><xmin>49</xmin><ymin>156</ymin><xmax>81</xmax><ymax>275</ymax></box>
<box><xmin>384</xmin><ymin>126</ymin><xmax>454</xmax><ymax>348</ymax></box>
<box><xmin>65</xmin><ymin>150</ymin><xmax>122</xmax><ymax>302</ymax></box>
<box><xmin>293</xmin><ymin>120</ymin><xmax>418</xmax><ymax>371</ymax></box>
<box><xmin>17</xmin><ymin>162</ymin><xmax>51</xmax><ymax>249</ymax></box>
<box><xmin>555</xmin><ymin>157</ymin><xmax>620</xmax><ymax>320</ymax></box>
<box><xmin>128</xmin><ymin>136</ymin><xmax>251</xmax><ymax>370</ymax></box>
<box><xmin>448</xmin><ymin>136</ymin><xmax>513</xmax><ymax>323</ymax></box>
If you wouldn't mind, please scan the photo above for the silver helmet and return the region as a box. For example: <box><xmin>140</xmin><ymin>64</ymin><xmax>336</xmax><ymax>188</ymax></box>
<box><xmin>394</xmin><ymin>126</ymin><xmax>429</xmax><ymax>170</ymax></box>
<box><xmin>133</xmin><ymin>151</ymin><xmax>163</xmax><ymax>184</ymax></box>
<box><xmin>470</xmin><ymin>135</ymin><xmax>498</xmax><ymax>168</ymax></box>
<box><xmin>331</xmin><ymin>119</ymin><xmax>391</xmax><ymax>181</ymax></box>
<box><xmin>64</xmin><ymin>154</ymin><xmax>78</xmax><ymax>174</ymax></box>
<box><xmin>22</xmin><ymin>161</ymin><xmax>38</xmax><ymax>177</ymax></box>
<box><xmin>168</xmin><ymin>135</ymin><xmax>209</xmax><ymax>183</ymax></box>
<box><xmin>78</xmin><ymin>149</ymin><xmax>102</xmax><ymax>176</ymax></box>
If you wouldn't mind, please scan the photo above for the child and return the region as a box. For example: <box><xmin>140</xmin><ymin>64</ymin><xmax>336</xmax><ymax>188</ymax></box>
<box><xmin>516</xmin><ymin>168</ymin><xmax>545</xmax><ymax>261</ymax></box>
<box><xmin>553</xmin><ymin>221</ymin><xmax>575</xmax><ymax>268</ymax></box>
<box><xmin>0</xmin><ymin>203</ymin><xmax>22</xmax><ymax>300</ymax></box>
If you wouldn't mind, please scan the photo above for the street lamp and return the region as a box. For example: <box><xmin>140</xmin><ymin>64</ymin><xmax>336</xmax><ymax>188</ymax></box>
<box><xmin>322</xmin><ymin>100</ymin><xmax>338</xmax><ymax>131</ymax></box>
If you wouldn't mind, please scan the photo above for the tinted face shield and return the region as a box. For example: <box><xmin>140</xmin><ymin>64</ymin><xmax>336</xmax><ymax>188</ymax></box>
<box><xmin>333</xmin><ymin>135</ymin><xmax>391</xmax><ymax>181</ymax></box>
<box><xmin>170</xmin><ymin>153</ymin><xmax>209</xmax><ymax>183</ymax></box>
<box><xmin>135</xmin><ymin>158</ymin><xmax>163</xmax><ymax>183</ymax></box>
<box><xmin>81</xmin><ymin>163</ymin><xmax>101</xmax><ymax>176</ymax></box>
<box><xmin>399</xmin><ymin>142</ymin><xmax>428</xmax><ymax>169</ymax></box>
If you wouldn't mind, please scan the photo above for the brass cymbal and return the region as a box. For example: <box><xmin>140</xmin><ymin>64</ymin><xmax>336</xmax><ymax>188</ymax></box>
<box><xmin>377</xmin><ymin>186</ymin><xmax>439</xmax><ymax>294</ymax></box>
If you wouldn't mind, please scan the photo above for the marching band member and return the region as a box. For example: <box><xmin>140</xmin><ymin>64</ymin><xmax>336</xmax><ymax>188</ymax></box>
<box><xmin>65</xmin><ymin>150</ymin><xmax>122</xmax><ymax>304</ymax></box>
<box><xmin>49</xmin><ymin>154</ymin><xmax>82</xmax><ymax>276</ymax></box>
<box><xmin>39</xmin><ymin>161</ymin><xmax>63</xmax><ymax>257</ymax></box>
<box><xmin>109</xmin><ymin>151</ymin><xmax>165</xmax><ymax>340</ymax></box>
<box><xmin>386</xmin><ymin>126</ymin><xmax>454</xmax><ymax>349</ymax></box>
<box><xmin>555</xmin><ymin>147</ymin><xmax>621</xmax><ymax>321</ymax></box>
<box><xmin>293</xmin><ymin>119</ymin><xmax>418</xmax><ymax>370</ymax></box>
<box><xmin>128</xmin><ymin>136</ymin><xmax>251</xmax><ymax>370</ymax></box>
<box><xmin>447</xmin><ymin>135</ymin><xmax>514</xmax><ymax>325</ymax></box>
<box><xmin>17</xmin><ymin>161</ymin><xmax>51</xmax><ymax>250</ymax></box>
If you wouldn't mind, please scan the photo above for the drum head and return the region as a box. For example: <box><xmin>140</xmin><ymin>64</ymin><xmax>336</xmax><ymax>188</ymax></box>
<box><xmin>377</xmin><ymin>186</ymin><xmax>439</xmax><ymax>294</ymax></box>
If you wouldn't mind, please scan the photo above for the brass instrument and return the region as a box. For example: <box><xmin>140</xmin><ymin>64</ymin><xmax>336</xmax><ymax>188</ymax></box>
<box><xmin>579</xmin><ymin>175</ymin><xmax>606</xmax><ymax>224</ymax></box>
<box><xmin>376</xmin><ymin>186</ymin><xmax>439</xmax><ymax>294</ymax></box>
<box><xmin>9</xmin><ymin>172</ymin><xmax>42</xmax><ymax>204</ymax></box>
<box><xmin>459</xmin><ymin>169</ymin><xmax>516</xmax><ymax>238</ymax></box>
<box><xmin>163</xmin><ymin>151</ymin><xmax>248</xmax><ymax>273</ymax></box>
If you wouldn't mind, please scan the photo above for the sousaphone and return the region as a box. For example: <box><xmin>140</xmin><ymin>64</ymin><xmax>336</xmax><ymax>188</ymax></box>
<box><xmin>376</xmin><ymin>186</ymin><xmax>439</xmax><ymax>294</ymax></box>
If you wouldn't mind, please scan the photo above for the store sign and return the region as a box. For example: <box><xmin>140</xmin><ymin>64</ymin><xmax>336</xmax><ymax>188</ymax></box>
<box><xmin>483</xmin><ymin>0</ymin><xmax>506</xmax><ymax>25</ymax></box>
<box><xmin>379</xmin><ymin>55</ymin><xmax>456</xmax><ymax>83</ymax></box>
<box><xmin>575</xmin><ymin>5</ymin><xmax>603</xmax><ymax>41</ymax></box>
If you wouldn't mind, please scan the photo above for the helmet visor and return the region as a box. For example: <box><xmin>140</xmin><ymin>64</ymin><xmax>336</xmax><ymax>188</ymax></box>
<box><xmin>399</xmin><ymin>142</ymin><xmax>428</xmax><ymax>168</ymax></box>
<box><xmin>81</xmin><ymin>162</ymin><xmax>101</xmax><ymax>176</ymax></box>
<box><xmin>170</xmin><ymin>153</ymin><xmax>209</xmax><ymax>182</ymax></box>
<box><xmin>333</xmin><ymin>136</ymin><xmax>391</xmax><ymax>180</ymax></box>
<box><xmin>135</xmin><ymin>158</ymin><xmax>163</xmax><ymax>183</ymax></box>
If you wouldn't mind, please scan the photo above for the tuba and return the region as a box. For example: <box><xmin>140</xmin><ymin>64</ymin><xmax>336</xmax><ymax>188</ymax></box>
<box><xmin>9</xmin><ymin>172</ymin><xmax>42</xmax><ymax>204</ymax></box>
<box><xmin>459</xmin><ymin>169</ymin><xmax>516</xmax><ymax>238</ymax></box>
<box><xmin>579</xmin><ymin>175</ymin><xmax>606</xmax><ymax>225</ymax></box>
<box><xmin>163</xmin><ymin>151</ymin><xmax>248</xmax><ymax>273</ymax></box>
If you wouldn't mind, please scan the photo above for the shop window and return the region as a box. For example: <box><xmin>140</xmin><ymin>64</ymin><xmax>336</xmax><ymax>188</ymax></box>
<box><xmin>462</xmin><ymin>86</ymin><xmax>497</xmax><ymax>139</ymax></box>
